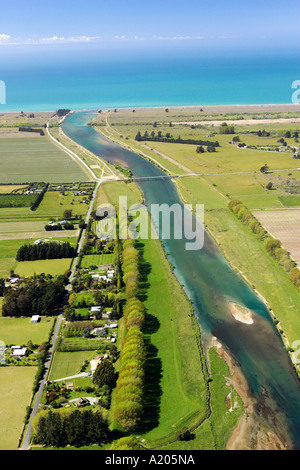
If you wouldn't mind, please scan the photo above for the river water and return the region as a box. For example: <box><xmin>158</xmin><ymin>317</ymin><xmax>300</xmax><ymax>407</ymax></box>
<box><xmin>62</xmin><ymin>111</ymin><xmax>300</xmax><ymax>449</ymax></box>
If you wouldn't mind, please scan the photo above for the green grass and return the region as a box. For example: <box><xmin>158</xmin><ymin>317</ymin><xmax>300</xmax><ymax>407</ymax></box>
<box><xmin>48</xmin><ymin>351</ymin><xmax>96</xmax><ymax>381</ymax></box>
<box><xmin>0</xmin><ymin>367</ymin><xmax>37</xmax><ymax>450</ymax></box>
<box><xmin>15</xmin><ymin>258</ymin><xmax>72</xmax><ymax>277</ymax></box>
<box><xmin>0</xmin><ymin>136</ymin><xmax>88</xmax><ymax>183</ymax></box>
<box><xmin>137</xmin><ymin>235</ymin><xmax>210</xmax><ymax>447</ymax></box>
<box><xmin>35</xmin><ymin>191</ymin><xmax>89</xmax><ymax>218</ymax></box>
<box><xmin>0</xmin><ymin>316</ymin><xmax>54</xmax><ymax>344</ymax></box>
<box><xmin>80</xmin><ymin>253</ymin><xmax>114</xmax><ymax>267</ymax></box>
<box><xmin>279</xmin><ymin>195</ymin><xmax>300</xmax><ymax>207</ymax></box>
<box><xmin>160</xmin><ymin>347</ymin><xmax>243</xmax><ymax>451</ymax></box>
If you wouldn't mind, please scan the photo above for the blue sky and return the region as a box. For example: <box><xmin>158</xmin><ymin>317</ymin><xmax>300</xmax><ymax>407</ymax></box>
<box><xmin>0</xmin><ymin>0</ymin><xmax>299</xmax><ymax>51</ymax></box>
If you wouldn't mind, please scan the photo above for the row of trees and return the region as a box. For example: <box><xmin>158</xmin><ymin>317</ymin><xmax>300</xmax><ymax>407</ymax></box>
<box><xmin>134</xmin><ymin>130</ymin><xmax>220</xmax><ymax>148</ymax></box>
<box><xmin>2</xmin><ymin>276</ymin><xmax>66</xmax><ymax>317</ymax></box>
<box><xmin>33</xmin><ymin>409</ymin><xmax>109</xmax><ymax>447</ymax></box>
<box><xmin>19</xmin><ymin>127</ymin><xmax>45</xmax><ymax>136</ymax></box>
<box><xmin>113</xmin><ymin>220</ymin><xmax>147</xmax><ymax>431</ymax></box>
<box><xmin>229</xmin><ymin>200</ymin><xmax>300</xmax><ymax>292</ymax></box>
<box><xmin>16</xmin><ymin>241</ymin><xmax>76</xmax><ymax>261</ymax></box>
<box><xmin>114</xmin><ymin>326</ymin><xmax>147</xmax><ymax>431</ymax></box>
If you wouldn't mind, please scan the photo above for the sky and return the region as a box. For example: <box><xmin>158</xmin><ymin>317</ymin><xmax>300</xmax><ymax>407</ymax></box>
<box><xmin>0</xmin><ymin>0</ymin><xmax>299</xmax><ymax>52</ymax></box>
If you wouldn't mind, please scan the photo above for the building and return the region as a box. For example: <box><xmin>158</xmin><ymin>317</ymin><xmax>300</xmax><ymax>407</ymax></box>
<box><xmin>91</xmin><ymin>306</ymin><xmax>101</xmax><ymax>313</ymax></box>
<box><xmin>12</xmin><ymin>347</ymin><xmax>27</xmax><ymax>357</ymax></box>
<box><xmin>30</xmin><ymin>315</ymin><xmax>40</xmax><ymax>323</ymax></box>
<box><xmin>90</xmin><ymin>356</ymin><xmax>102</xmax><ymax>374</ymax></box>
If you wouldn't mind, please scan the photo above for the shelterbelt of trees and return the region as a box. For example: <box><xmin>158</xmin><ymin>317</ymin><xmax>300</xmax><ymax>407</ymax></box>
<box><xmin>16</xmin><ymin>241</ymin><xmax>76</xmax><ymax>261</ymax></box>
<box><xmin>113</xmin><ymin>213</ymin><xmax>147</xmax><ymax>432</ymax></box>
<box><xmin>135</xmin><ymin>130</ymin><xmax>220</xmax><ymax>149</ymax></box>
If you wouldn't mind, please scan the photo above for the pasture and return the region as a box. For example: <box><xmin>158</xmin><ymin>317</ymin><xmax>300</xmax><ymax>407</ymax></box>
<box><xmin>0</xmin><ymin>367</ymin><xmax>37</xmax><ymax>450</ymax></box>
<box><xmin>0</xmin><ymin>316</ymin><xmax>54</xmax><ymax>344</ymax></box>
<box><xmin>14</xmin><ymin>258</ymin><xmax>72</xmax><ymax>277</ymax></box>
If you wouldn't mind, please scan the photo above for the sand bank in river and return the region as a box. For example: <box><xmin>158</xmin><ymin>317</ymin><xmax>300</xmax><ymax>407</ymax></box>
<box><xmin>229</xmin><ymin>301</ymin><xmax>254</xmax><ymax>325</ymax></box>
<box><xmin>210</xmin><ymin>337</ymin><xmax>291</xmax><ymax>450</ymax></box>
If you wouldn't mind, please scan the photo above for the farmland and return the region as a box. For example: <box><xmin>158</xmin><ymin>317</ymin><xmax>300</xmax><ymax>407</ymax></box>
<box><xmin>0</xmin><ymin>316</ymin><xmax>55</xmax><ymax>345</ymax></box>
<box><xmin>252</xmin><ymin>208</ymin><xmax>300</xmax><ymax>266</ymax></box>
<box><xmin>0</xmin><ymin>367</ymin><xmax>38</xmax><ymax>450</ymax></box>
<box><xmin>0</xmin><ymin>136</ymin><xmax>89</xmax><ymax>183</ymax></box>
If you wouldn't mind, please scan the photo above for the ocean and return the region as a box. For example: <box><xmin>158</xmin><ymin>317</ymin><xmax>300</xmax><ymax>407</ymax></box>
<box><xmin>0</xmin><ymin>46</ymin><xmax>300</xmax><ymax>112</ymax></box>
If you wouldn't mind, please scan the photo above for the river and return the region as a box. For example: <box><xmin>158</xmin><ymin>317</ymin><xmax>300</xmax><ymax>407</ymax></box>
<box><xmin>62</xmin><ymin>110</ymin><xmax>300</xmax><ymax>449</ymax></box>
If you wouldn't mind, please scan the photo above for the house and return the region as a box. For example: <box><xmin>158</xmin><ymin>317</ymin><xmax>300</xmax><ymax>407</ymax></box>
<box><xmin>91</xmin><ymin>306</ymin><xmax>101</xmax><ymax>313</ymax></box>
<box><xmin>90</xmin><ymin>356</ymin><xmax>102</xmax><ymax>374</ymax></box>
<box><xmin>75</xmin><ymin>397</ymin><xmax>90</xmax><ymax>407</ymax></box>
<box><xmin>12</xmin><ymin>347</ymin><xmax>27</xmax><ymax>357</ymax></box>
<box><xmin>91</xmin><ymin>327</ymin><xmax>102</xmax><ymax>336</ymax></box>
<box><xmin>30</xmin><ymin>315</ymin><xmax>40</xmax><ymax>323</ymax></box>
<box><xmin>108</xmin><ymin>323</ymin><xmax>118</xmax><ymax>329</ymax></box>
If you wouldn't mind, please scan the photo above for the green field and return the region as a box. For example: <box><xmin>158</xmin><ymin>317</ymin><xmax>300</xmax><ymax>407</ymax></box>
<box><xmin>80</xmin><ymin>253</ymin><xmax>115</xmax><ymax>267</ymax></box>
<box><xmin>0</xmin><ymin>367</ymin><xmax>37</xmax><ymax>450</ymax></box>
<box><xmin>0</xmin><ymin>316</ymin><xmax>54</xmax><ymax>344</ymax></box>
<box><xmin>14</xmin><ymin>258</ymin><xmax>72</xmax><ymax>277</ymax></box>
<box><xmin>0</xmin><ymin>136</ymin><xmax>89</xmax><ymax>183</ymax></box>
<box><xmin>48</xmin><ymin>351</ymin><xmax>96</xmax><ymax>381</ymax></box>
<box><xmin>35</xmin><ymin>191</ymin><xmax>89</xmax><ymax>218</ymax></box>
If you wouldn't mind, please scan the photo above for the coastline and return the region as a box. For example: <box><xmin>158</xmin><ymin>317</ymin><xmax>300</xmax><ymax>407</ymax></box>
<box><xmin>1</xmin><ymin>102</ymin><xmax>300</xmax><ymax>116</ymax></box>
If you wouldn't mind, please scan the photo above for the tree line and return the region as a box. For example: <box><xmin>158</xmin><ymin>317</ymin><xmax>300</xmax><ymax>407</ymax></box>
<box><xmin>16</xmin><ymin>241</ymin><xmax>76</xmax><ymax>261</ymax></box>
<box><xmin>113</xmin><ymin>227</ymin><xmax>147</xmax><ymax>431</ymax></box>
<box><xmin>33</xmin><ymin>409</ymin><xmax>109</xmax><ymax>447</ymax></box>
<box><xmin>135</xmin><ymin>130</ymin><xmax>220</xmax><ymax>148</ymax></box>
<box><xmin>19</xmin><ymin>127</ymin><xmax>45</xmax><ymax>136</ymax></box>
<box><xmin>2</xmin><ymin>276</ymin><xmax>66</xmax><ymax>317</ymax></box>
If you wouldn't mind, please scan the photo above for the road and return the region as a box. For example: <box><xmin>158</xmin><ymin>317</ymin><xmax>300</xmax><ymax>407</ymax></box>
<box><xmin>21</xmin><ymin>180</ymin><xmax>101</xmax><ymax>450</ymax></box>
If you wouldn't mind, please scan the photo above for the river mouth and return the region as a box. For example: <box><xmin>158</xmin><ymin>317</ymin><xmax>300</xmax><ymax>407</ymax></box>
<box><xmin>62</xmin><ymin>111</ymin><xmax>300</xmax><ymax>449</ymax></box>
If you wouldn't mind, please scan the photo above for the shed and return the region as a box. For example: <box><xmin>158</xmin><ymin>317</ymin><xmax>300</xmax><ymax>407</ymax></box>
<box><xmin>31</xmin><ymin>315</ymin><xmax>40</xmax><ymax>323</ymax></box>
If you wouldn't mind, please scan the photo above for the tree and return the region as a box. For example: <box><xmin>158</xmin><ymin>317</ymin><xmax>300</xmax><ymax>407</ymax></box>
<box><xmin>93</xmin><ymin>359</ymin><xmax>116</xmax><ymax>389</ymax></box>
<box><xmin>63</xmin><ymin>209</ymin><xmax>72</xmax><ymax>220</ymax></box>
<box><xmin>266</xmin><ymin>182</ymin><xmax>273</xmax><ymax>190</ymax></box>
<box><xmin>260</xmin><ymin>164</ymin><xmax>269</xmax><ymax>173</ymax></box>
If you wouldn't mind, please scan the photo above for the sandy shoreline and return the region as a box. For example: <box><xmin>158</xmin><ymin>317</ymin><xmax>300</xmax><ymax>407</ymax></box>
<box><xmin>210</xmin><ymin>336</ymin><xmax>291</xmax><ymax>450</ymax></box>
<box><xmin>1</xmin><ymin>103</ymin><xmax>300</xmax><ymax>116</ymax></box>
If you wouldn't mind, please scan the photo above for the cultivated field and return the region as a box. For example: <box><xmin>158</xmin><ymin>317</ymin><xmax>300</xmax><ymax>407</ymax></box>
<box><xmin>252</xmin><ymin>209</ymin><xmax>300</xmax><ymax>266</ymax></box>
<box><xmin>0</xmin><ymin>136</ymin><xmax>88</xmax><ymax>183</ymax></box>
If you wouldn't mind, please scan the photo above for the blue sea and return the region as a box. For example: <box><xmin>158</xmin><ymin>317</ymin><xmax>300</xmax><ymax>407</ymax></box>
<box><xmin>0</xmin><ymin>46</ymin><xmax>299</xmax><ymax>112</ymax></box>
